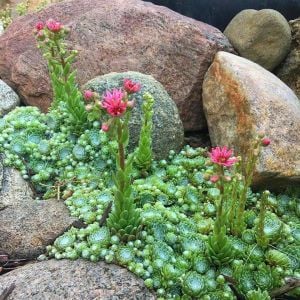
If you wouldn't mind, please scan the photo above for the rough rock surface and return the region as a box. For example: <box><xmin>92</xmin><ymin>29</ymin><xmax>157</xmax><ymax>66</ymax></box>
<box><xmin>0</xmin><ymin>259</ymin><xmax>155</xmax><ymax>300</ymax></box>
<box><xmin>224</xmin><ymin>9</ymin><xmax>291</xmax><ymax>71</ymax></box>
<box><xmin>275</xmin><ymin>18</ymin><xmax>300</xmax><ymax>99</ymax></box>
<box><xmin>0</xmin><ymin>159</ymin><xmax>77</xmax><ymax>259</ymax></box>
<box><xmin>0</xmin><ymin>0</ymin><xmax>234</xmax><ymax>131</ymax></box>
<box><xmin>84</xmin><ymin>71</ymin><xmax>184</xmax><ymax>159</ymax></box>
<box><xmin>0</xmin><ymin>80</ymin><xmax>20</xmax><ymax>116</ymax></box>
<box><xmin>202</xmin><ymin>51</ymin><xmax>300</xmax><ymax>189</ymax></box>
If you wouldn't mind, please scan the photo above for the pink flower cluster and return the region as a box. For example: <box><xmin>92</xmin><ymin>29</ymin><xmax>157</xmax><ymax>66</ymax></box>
<box><xmin>209</xmin><ymin>146</ymin><xmax>237</xmax><ymax>168</ymax></box>
<box><xmin>83</xmin><ymin>79</ymin><xmax>141</xmax><ymax>132</ymax></box>
<box><xmin>101</xmin><ymin>79</ymin><xmax>141</xmax><ymax>118</ymax></box>
<box><xmin>35</xmin><ymin>19</ymin><xmax>63</xmax><ymax>34</ymax></box>
<box><xmin>46</xmin><ymin>19</ymin><xmax>63</xmax><ymax>33</ymax></box>
<box><xmin>123</xmin><ymin>78</ymin><xmax>141</xmax><ymax>94</ymax></box>
<box><xmin>101</xmin><ymin>89</ymin><xmax>128</xmax><ymax>117</ymax></box>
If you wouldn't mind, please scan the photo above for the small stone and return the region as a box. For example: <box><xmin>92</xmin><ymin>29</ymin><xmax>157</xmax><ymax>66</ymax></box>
<box><xmin>224</xmin><ymin>9</ymin><xmax>292</xmax><ymax>71</ymax></box>
<box><xmin>0</xmin><ymin>80</ymin><xmax>20</xmax><ymax>116</ymax></box>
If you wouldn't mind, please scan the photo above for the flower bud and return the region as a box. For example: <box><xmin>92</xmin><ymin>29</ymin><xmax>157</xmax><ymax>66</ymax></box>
<box><xmin>224</xmin><ymin>175</ymin><xmax>231</xmax><ymax>182</ymax></box>
<box><xmin>83</xmin><ymin>90</ymin><xmax>94</xmax><ymax>101</ymax></box>
<box><xmin>36</xmin><ymin>31</ymin><xmax>45</xmax><ymax>40</ymax></box>
<box><xmin>35</xmin><ymin>21</ymin><xmax>44</xmax><ymax>31</ymax></box>
<box><xmin>210</xmin><ymin>175</ymin><xmax>219</xmax><ymax>183</ymax></box>
<box><xmin>123</xmin><ymin>78</ymin><xmax>141</xmax><ymax>94</ymax></box>
<box><xmin>85</xmin><ymin>104</ymin><xmax>93</xmax><ymax>112</ymax></box>
<box><xmin>101</xmin><ymin>123</ymin><xmax>109</xmax><ymax>132</ymax></box>
<box><xmin>261</xmin><ymin>137</ymin><xmax>271</xmax><ymax>147</ymax></box>
<box><xmin>126</xmin><ymin>100</ymin><xmax>135</xmax><ymax>108</ymax></box>
<box><xmin>46</xmin><ymin>18</ymin><xmax>63</xmax><ymax>33</ymax></box>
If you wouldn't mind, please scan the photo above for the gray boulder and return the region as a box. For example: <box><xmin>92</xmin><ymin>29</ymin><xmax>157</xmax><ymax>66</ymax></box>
<box><xmin>0</xmin><ymin>259</ymin><xmax>156</xmax><ymax>300</ymax></box>
<box><xmin>0</xmin><ymin>159</ymin><xmax>77</xmax><ymax>259</ymax></box>
<box><xmin>224</xmin><ymin>9</ymin><xmax>291</xmax><ymax>71</ymax></box>
<box><xmin>0</xmin><ymin>80</ymin><xmax>20</xmax><ymax>116</ymax></box>
<box><xmin>275</xmin><ymin>18</ymin><xmax>300</xmax><ymax>99</ymax></box>
<box><xmin>84</xmin><ymin>71</ymin><xmax>184</xmax><ymax>160</ymax></box>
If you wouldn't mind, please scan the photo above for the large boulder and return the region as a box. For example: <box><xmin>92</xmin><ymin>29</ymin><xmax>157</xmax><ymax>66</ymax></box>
<box><xmin>224</xmin><ymin>9</ymin><xmax>291</xmax><ymax>71</ymax></box>
<box><xmin>0</xmin><ymin>259</ymin><xmax>155</xmax><ymax>299</ymax></box>
<box><xmin>84</xmin><ymin>71</ymin><xmax>184</xmax><ymax>159</ymax></box>
<box><xmin>0</xmin><ymin>159</ymin><xmax>77</xmax><ymax>259</ymax></box>
<box><xmin>275</xmin><ymin>18</ymin><xmax>300</xmax><ymax>99</ymax></box>
<box><xmin>202</xmin><ymin>51</ymin><xmax>300</xmax><ymax>189</ymax></box>
<box><xmin>0</xmin><ymin>0</ymin><xmax>234</xmax><ymax>131</ymax></box>
<box><xmin>0</xmin><ymin>80</ymin><xmax>20</xmax><ymax>116</ymax></box>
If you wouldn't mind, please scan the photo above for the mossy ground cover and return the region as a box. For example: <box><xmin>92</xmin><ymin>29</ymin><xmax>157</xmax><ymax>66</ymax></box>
<box><xmin>0</xmin><ymin>105</ymin><xmax>299</xmax><ymax>300</ymax></box>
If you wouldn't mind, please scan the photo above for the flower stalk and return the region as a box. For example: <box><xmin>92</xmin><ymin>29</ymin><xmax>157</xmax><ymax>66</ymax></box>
<box><xmin>34</xmin><ymin>19</ymin><xmax>87</xmax><ymax>131</ymax></box>
<box><xmin>256</xmin><ymin>190</ymin><xmax>270</xmax><ymax>248</ymax></box>
<box><xmin>207</xmin><ymin>146</ymin><xmax>237</xmax><ymax>266</ymax></box>
<box><xmin>98</xmin><ymin>79</ymin><xmax>143</xmax><ymax>242</ymax></box>
<box><xmin>234</xmin><ymin>135</ymin><xmax>271</xmax><ymax>235</ymax></box>
<box><xmin>134</xmin><ymin>92</ymin><xmax>154</xmax><ymax>175</ymax></box>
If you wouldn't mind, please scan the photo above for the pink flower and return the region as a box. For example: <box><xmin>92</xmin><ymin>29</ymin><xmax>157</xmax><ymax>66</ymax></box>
<box><xmin>46</xmin><ymin>19</ymin><xmax>62</xmax><ymax>33</ymax></box>
<box><xmin>83</xmin><ymin>90</ymin><xmax>94</xmax><ymax>101</ymax></box>
<box><xmin>123</xmin><ymin>79</ymin><xmax>141</xmax><ymax>94</ymax></box>
<box><xmin>35</xmin><ymin>21</ymin><xmax>44</xmax><ymax>31</ymax></box>
<box><xmin>102</xmin><ymin>89</ymin><xmax>127</xmax><ymax>117</ymax></box>
<box><xmin>209</xmin><ymin>146</ymin><xmax>238</xmax><ymax>167</ymax></box>
<box><xmin>101</xmin><ymin>123</ymin><xmax>109</xmax><ymax>132</ymax></box>
<box><xmin>261</xmin><ymin>137</ymin><xmax>271</xmax><ymax>147</ymax></box>
<box><xmin>210</xmin><ymin>175</ymin><xmax>219</xmax><ymax>183</ymax></box>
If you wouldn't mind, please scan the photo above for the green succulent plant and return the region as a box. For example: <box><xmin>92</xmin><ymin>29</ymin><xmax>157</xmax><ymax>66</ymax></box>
<box><xmin>134</xmin><ymin>92</ymin><xmax>154</xmax><ymax>173</ymax></box>
<box><xmin>1</xmin><ymin>105</ymin><xmax>300</xmax><ymax>299</ymax></box>
<box><xmin>207</xmin><ymin>225</ymin><xmax>235</xmax><ymax>266</ymax></box>
<box><xmin>246</xmin><ymin>289</ymin><xmax>271</xmax><ymax>300</ymax></box>
<box><xmin>182</xmin><ymin>271</ymin><xmax>207</xmax><ymax>297</ymax></box>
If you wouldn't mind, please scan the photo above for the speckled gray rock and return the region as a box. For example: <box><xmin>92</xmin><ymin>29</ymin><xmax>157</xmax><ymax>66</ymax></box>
<box><xmin>0</xmin><ymin>259</ymin><xmax>156</xmax><ymax>300</ymax></box>
<box><xmin>224</xmin><ymin>9</ymin><xmax>291</xmax><ymax>71</ymax></box>
<box><xmin>275</xmin><ymin>18</ymin><xmax>300</xmax><ymax>99</ymax></box>
<box><xmin>0</xmin><ymin>80</ymin><xmax>20</xmax><ymax>116</ymax></box>
<box><xmin>0</xmin><ymin>159</ymin><xmax>77</xmax><ymax>259</ymax></box>
<box><xmin>84</xmin><ymin>71</ymin><xmax>184</xmax><ymax>160</ymax></box>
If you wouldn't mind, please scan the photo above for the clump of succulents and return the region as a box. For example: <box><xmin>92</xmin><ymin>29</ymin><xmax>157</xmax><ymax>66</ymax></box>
<box><xmin>0</xmin><ymin>19</ymin><xmax>300</xmax><ymax>300</ymax></box>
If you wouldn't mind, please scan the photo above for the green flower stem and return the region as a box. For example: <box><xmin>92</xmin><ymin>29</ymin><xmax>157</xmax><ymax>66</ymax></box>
<box><xmin>36</xmin><ymin>27</ymin><xmax>87</xmax><ymax>131</ymax></box>
<box><xmin>106</xmin><ymin>117</ymin><xmax>141</xmax><ymax>242</ymax></box>
<box><xmin>256</xmin><ymin>190</ymin><xmax>270</xmax><ymax>248</ymax></box>
<box><xmin>135</xmin><ymin>92</ymin><xmax>154</xmax><ymax>174</ymax></box>
<box><xmin>216</xmin><ymin>165</ymin><xmax>225</xmax><ymax>232</ymax></box>
<box><xmin>207</xmin><ymin>164</ymin><xmax>234</xmax><ymax>266</ymax></box>
<box><xmin>228</xmin><ymin>177</ymin><xmax>238</xmax><ymax>234</ymax></box>
<box><xmin>235</xmin><ymin>140</ymin><xmax>261</xmax><ymax>235</ymax></box>
<box><xmin>117</xmin><ymin>120</ymin><xmax>125</xmax><ymax>172</ymax></box>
